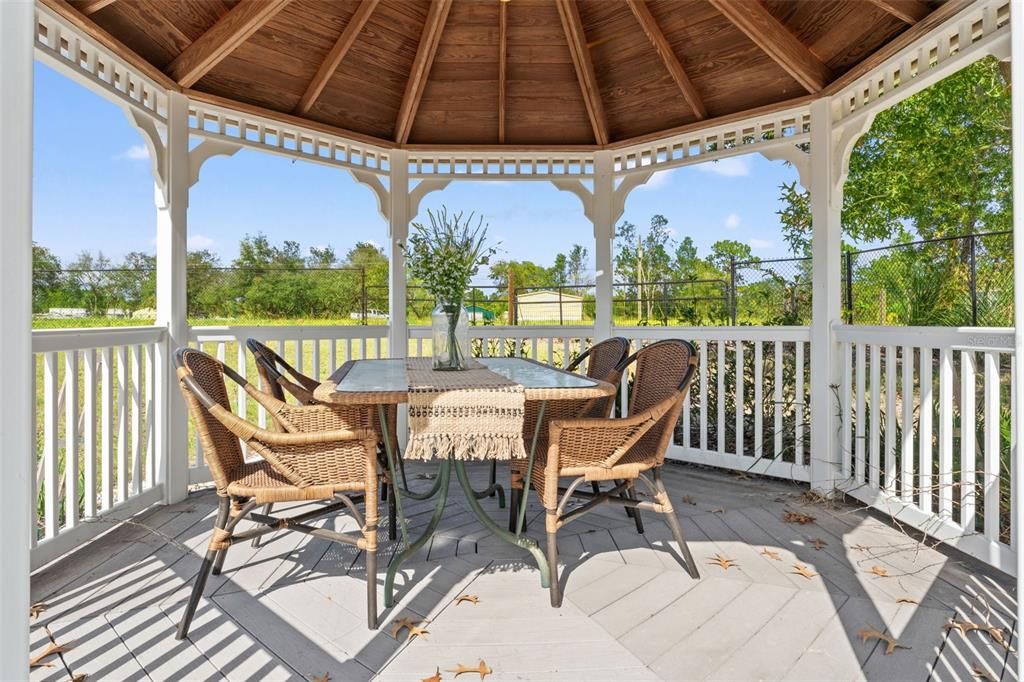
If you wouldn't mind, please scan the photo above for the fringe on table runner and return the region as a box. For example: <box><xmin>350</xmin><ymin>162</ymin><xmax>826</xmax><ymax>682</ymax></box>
<box><xmin>404</xmin><ymin>432</ymin><xmax>527</xmax><ymax>461</ymax></box>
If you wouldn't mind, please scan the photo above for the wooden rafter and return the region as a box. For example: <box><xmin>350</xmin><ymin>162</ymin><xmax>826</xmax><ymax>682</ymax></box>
<box><xmin>555</xmin><ymin>0</ymin><xmax>609</xmax><ymax>146</ymax></box>
<box><xmin>708</xmin><ymin>0</ymin><xmax>833</xmax><ymax>93</ymax></box>
<box><xmin>498</xmin><ymin>0</ymin><xmax>508</xmax><ymax>143</ymax></box>
<box><xmin>625</xmin><ymin>0</ymin><xmax>706</xmax><ymax>120</ymax></box>
<box><xmin>865</xmin><ymin>0</ymin><xmax>931</xmax><ymax>25</ymax></box>
<box><xmin>77</xmin><ymin>0</ymin><xmax>117</xmax><ymax>15</ymax></box>
<box><xmin>165</xmin><ymin>0</ymin><xmax>291</xmax><ymax>88</ymax></box>
<box><xmin>394</xmin><ymin>0</ymin><xmax>453</xmax><ymax>144</ymax></box>
<box><xmin>295</xmin><ymin>0</ymin><xmax>379</xmax><ymax>115</ymax></box>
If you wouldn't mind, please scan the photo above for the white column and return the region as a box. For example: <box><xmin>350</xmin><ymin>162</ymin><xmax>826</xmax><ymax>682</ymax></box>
<box><xmin>0</xmin><ymin>1</ymin><xmax>34</xmax><ymax>676</ymax></box>
<box><xmin>155</xmin><ymin>92</ymin><xmax>190</xmax><ymax>504</ymax></box>
<box><xmin>592</xmin><ymin>151</ymin><xmax>615</xmax><ymax>339</ymax></box>
<box><xmin>808</xmin><ymin>97</ymin><xmax>844</xmax><ymax>492</ymax></box>
<box><xmin>1010</xmin><ymin>5</ymin><xmax>1024</xmax><ymax>679</ymax></box>
<box><xmin>387</xmin><ymin>150</ymin><xmax>410</xmax><ymax>358</ymax></box>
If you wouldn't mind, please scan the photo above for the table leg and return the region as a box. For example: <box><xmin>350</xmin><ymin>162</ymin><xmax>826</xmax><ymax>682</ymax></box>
<box><xmin>516</xmin><ymin>400</ymin><xmax>546</xmax><ymax>536</ymax></box>
<box><xmin>468</xmin><ymin>461</ymin><xmax>506</xmax><ymax>508</ymax></box>
<box><xmin>384</xmin><ymin>459</ymin><xmax>452</xmax><ymax>608</ymax></box>
<box><xmin>378</xmin><ymin>405</ymin><xmax>442</xmax><ymax>504</ymax></box>
<box><xmin>453</xmin><ymin>458</ymin><xmax>550</xmax><ymax>589</ymax></box>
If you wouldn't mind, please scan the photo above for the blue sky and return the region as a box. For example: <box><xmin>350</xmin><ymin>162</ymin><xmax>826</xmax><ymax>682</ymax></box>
<box><xmin>33</xmin><ymin>61</ymin><xmax>801</xmax><ymax>279</ymax></box>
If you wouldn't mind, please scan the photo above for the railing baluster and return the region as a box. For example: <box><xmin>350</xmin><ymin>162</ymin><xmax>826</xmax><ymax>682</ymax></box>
<box><xmin>753</xmin><ymin>341</ymin><xmax>762</xmax><ymax>460</ymax></box>
<box><xmin>938</xmin><ymin>347</ymin><xmax>953</xmax><ymax>518</ymax></box>
<box><xmin>329</xmin><ymin>339</ymin><xmax>337</xmax><ymax>373</ymax></box>
<box><xmin>116</xmin><ymin>346</ymin><xmax>127</xmax><ymax>503</ymax></box>
<box><xmin>101</xmin><ymin>347</ymin><xmax>113</xmax><ymax>511</ymax></box>
<box><xmin>795</xmin><ymin>340</ymin><xmax>805</xmax><ymax>467</ymax></box>
<box><xmin>64</xmin><ymin>350</ymin><xmax>79</xmax><ymax>529</ymax></box>
<box><xmin>735</xmin><ymin>340</ymin><xmax>744</xmax><ymax>457</ymax></box>
<box><xmin>919</xmin><ymin>347</ymin><xmax>933</xmax><ymax>514</ymax></box>
<box><xmin>43</xmin><ymin>352</ymin><xmax>59</xmax><ymax>538</ymax></box>
<box><xmin>774</xmin><ymin>341</ymin><xmax>782</xmax><ymax>460</ymax></box>
<box><xmin>716</xmin><ymin>341</ymin><xmax>725</xmax><ymax>455</ymax></box>
<box><xmin>884</xmin><ymin>345</ymin><xmax>897</xmax><ymax>495</ymax></box>
<box><xmin>83</xmin><ymin>348</ymin><xmax>97</xmax><ymax>518</ymax></box>
<box><xmin>145</xmin><ymin>343</ymin><xmax>155</xmax><ymax>489</ymax></box>
<box><xmin>869</xmin><ymin>343</ymin><xmax>881</xmax><ymax>489</ymax></box>
<box><xmin>312</xmin><ymin>338</ymin><xmax>320</xmax><ymax>380</ymax></box>
<box><xmin>840</xmin><ymin>342</ymin><xmax>852</xmax><ymax>479</ymax></box>
<box><xmin>855</xmin><ymin>343</ymin><xmax>866</xmax><ymax>483</ymax></box>
<box><xmin>901</xmin><ymin>345</ymin><xmax>914</xmax><ymax>503</ymax></box>
<box><xmin>960</xmin><ymin>350</ymin><xmax>977</xmax><ymax>531</ymax></box>
<box><xmin>983</xmin><ymin>351</ymin><xmax>1000</xmax><ymax>543</ymax></box>
<box><xmin>131</xmin><ymin>345</ymin><xmax>142</xmax><ymax>496</ymax></box>
<box><xmin>700</xmin><ymin>340</ymin><xmax>708</xmax><ymax>452</ymax></box>
<box><xmin>236</xmin><ymin>342</ymin><xmax>247</xmax><ymax>421</ymax></box>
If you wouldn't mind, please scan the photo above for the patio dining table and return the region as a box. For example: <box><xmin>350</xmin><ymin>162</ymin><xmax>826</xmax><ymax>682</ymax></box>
<box><xmin>314</xmin><ymin>357</ymin><xmax>615</xmax><ymax>607</ymax></box>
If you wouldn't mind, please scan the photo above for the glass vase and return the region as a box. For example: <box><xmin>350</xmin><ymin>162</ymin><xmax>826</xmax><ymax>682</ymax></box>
<box><xmin>431</xmin><ymin>302</ymin><xmax>469</xmax><ymax>370</ymax></box>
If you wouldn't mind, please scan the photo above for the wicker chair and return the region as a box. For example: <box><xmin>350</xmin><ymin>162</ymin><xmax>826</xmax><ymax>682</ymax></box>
<box><xmin>534</xmin><ymin>339</ymin><xmax>700</xmax><ymax>607</ymax></box>
<box><xmin>246</xmin><ymin>338</ymin><xmax>404</xmax><ymax>539</ymax></box>
<box><xmin>509</xmin><ymin>337</ymin><xmax>630</xmax><ymax>532</ymax></box>
<box><xmin>174</xmin><ymin>348</ymin><xmax>382</xmax><ymax>638</ymax></box>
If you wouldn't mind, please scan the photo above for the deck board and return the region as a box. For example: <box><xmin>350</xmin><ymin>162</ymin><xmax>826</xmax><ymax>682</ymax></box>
<box><xmin>28</xmin><ymin>462</ymin><xmax>1017</xmax><ymax>681</ymax></box>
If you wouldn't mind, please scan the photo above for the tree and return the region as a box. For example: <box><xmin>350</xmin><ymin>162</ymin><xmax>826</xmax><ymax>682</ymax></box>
<box><xmin>66</xmin><ymin>251</ymin><xmax>113</xmax><ymax>314</ymax></box>
<box><xmin>706</xmin><ymin>240</ymin><xmax>753</xmax><ymax>275</ymax></box>
<box><xmin>108</xmin><ymin>251</ymin><xmax>156</xmax><ymax>312</ymax></box>
<box><xmin>32</xmin><ymin>244</ymin><xmax>63</xmax><ymax>313</ymax></box>
<box><xmin>567</xmin><ymin>244</ymin><xmax>589</xmax><ymax>288</ymax></box>
<box><xmin>549</xmin><ymin>253</ymin><xmax>568</xmax><ymax>287</ymax></box>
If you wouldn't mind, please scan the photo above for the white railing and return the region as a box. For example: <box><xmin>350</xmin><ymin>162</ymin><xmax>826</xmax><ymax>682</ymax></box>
<box><xmin>31</xmin><ymin>326</ymin><xmax>167</xmax><ymax>569</ymax></box>
<box><xmin>835</xmin><ymin>325</ymin><xmax>1016</xmax><ymax>573</ymax></box>
<box><xmin>616</xmin><ymin>326</ymin><xmax>812</xmax><ymax>481</ymax></box>
<box><xmin>408</xmin><ymin>325</ymin><xmax>597</xmax><ymax>367</ymax></box>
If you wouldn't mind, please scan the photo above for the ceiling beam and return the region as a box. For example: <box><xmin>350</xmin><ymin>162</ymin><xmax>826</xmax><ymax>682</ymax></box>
<box><xmin>864</xmin><ymin>0</ymin><xmax>931</xmax><ymax>24</ymax></box>
<box><xmin>166</xmin><ymin>0</ymin><xmax>291</xmax><ymax>88</ymax></box>
<box><xmin>498</xmin><ymin>0</ymin><xmax>508</xmax><ymax>143</ymax></box>
<box><xmin>625</xmin><ymin>0</ymin><xmax>706</xmax><ymax>120</ymax></box>
<box><xmin>77</xmin><ymin>0</ymin><xmax>117</xmax><ymax>15</ymax></box>
<box><xmin>295</xmin><ymin>0</ymin><xmax>379</xmax><ymax>115</ymax></box>
<box><xmin>394</xmin><ymin>0</ymin><xmax>453</xmax><ymax>144</ymax></box>
<box><xmin>555</xmin><ymin>0</ymin><xmax>609</xmax><ymax>146</ymax></box>
<box><xmin>708</xmin><ymin>0</ymin><xmax>833</xmax><ymax>93</ymax></box>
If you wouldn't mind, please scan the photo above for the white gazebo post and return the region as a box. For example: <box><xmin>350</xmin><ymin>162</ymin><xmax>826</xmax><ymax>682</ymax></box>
<box><xmin>0</xmin><ymin>0</ymin><xmax>34</xmax><ymax>675</ymax></box>
<box><xmin>387</xmin><ymin>150</ymin><xmax>411</xmax><ymax>360</ymax></box>
<box><xmin>592</xmin><ymin>151</ymin><xmax>615</xmax><ymax>340</ymax></box>
<box><xmin>1010</xmin><ymin>1</ymin><xmax>1023</xmax><ymax>678</ymax></box>
<box><xmin>155</xmin><ymin>92</ymin><xmax>191</xmax><ymax>504</ymax></box>
<box><xmin>808</xmin><ymin>97</ymin><xmax>845</xmax><ymax>493</ymax></box>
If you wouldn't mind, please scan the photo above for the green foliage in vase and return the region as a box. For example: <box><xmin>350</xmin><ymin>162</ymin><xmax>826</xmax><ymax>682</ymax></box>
<box><xmin>403</xmin><ymin>207</ymin><xmax>498</xmax><ymax>307</ymax></box>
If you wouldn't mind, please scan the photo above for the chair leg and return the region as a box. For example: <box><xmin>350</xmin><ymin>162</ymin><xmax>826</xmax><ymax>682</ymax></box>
<box><xmin>653</xmin><ymin>468</ymin><xmax>699</xmax><ymax>579</ymax></box>
<box><xmin>388</xmin><ymin>485</ymin><xmax>397</xmax><ymax>542</ymax></box>
<box><xmin>626</xmin><ymin>485</ymin><xmax>645</xmax><ymax>534</ymax></box>
<box><xmin>488</xmin><ymin>460</ymin><xmax>498</xmax><ymax>496</ymax></box>
<box><xmin>366</xmin><ymin>545</ymin><xmax>377</xmax><ymax>629</ymax></box>
<box><xmin>249</xmin><ymin>503</ymin><xmax>273</xmax><ymax>549</ymax></box>
<box><xmin>507</xmin><ymin>485</ymin><xmax>520</xmax><ymax>532</ymax></box>
<box><xmin>547</xmin><ymin>513</ymin><xmax>561</xmax><ymax>607</ymax></box>
<box><xmin>177</xmin><ymin>497</ymin><xmax>230</xmax><ymax>640</ymax></box>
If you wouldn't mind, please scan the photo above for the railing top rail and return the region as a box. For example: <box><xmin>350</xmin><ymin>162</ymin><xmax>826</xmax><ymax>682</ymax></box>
<box><xmin>615</xmin><ymin>325</ymin><xmax>811</xmax><ymax>342</ymax></box>
<box><xmin>190</xmin><ymin>324</ymin><xmax>389</xmax><ymax>342</ymax></box>
<box><xmin>32</xmin><ymin>325</ymin><xmax>167</xmax><ymax>353</ymax></box>
<box><xmin>834</xmin><ymin>324</ymin><xmax>1015</xmax><ymax>351</ymax></box>
<box><xmin>409</xmin><ymin>325</ymin><xmax>596</xmax><ymax>336</ymax></box>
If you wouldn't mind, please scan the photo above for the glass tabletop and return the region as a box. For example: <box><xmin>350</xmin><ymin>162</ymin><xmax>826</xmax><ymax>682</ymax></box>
<box><xmin>333</xmin><ymin>357</ymin><xmax>596</xmax><ymax>392</ymax></box>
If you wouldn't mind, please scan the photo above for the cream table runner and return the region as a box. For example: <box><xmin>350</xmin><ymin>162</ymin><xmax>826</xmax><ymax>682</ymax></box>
<box><xmin>404</xmin><ymin>358</ymin><xmax>527</xmax><ymax>461</ymax></box>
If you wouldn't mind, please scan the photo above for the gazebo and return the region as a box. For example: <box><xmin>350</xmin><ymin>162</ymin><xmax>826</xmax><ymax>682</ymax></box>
<box><xmin>2</xmin><ymin>0</ymin><xmax>1023</xmax><ymax>678</ymax></box>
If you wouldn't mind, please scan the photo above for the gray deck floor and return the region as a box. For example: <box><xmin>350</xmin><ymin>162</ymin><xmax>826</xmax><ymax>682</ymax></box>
<box><xmin>30</xmin><ymin>462</ymin><xmax>1018</xmax><ymax>681</ymax></box>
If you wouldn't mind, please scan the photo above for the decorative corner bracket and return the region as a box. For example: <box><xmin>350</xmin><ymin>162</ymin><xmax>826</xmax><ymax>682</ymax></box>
<box><xmin>759</xmin><ymin>145</ymin><xmax>811</xmax><ymax>193</ymax></box>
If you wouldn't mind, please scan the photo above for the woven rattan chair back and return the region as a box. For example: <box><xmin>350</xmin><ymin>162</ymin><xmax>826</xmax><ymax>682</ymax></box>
<box><xmin>568</xmin><ymin>336</ymin><xmax>630</xmax><ymax>381</ymax></box>
<box><xmin>246</xmin><ymin>338</ymin><xmax>316</xmax><ymax>403</ymax></box>
<box><xmin>176</xmin><ymin>348</ymin><xmax>245</xmax><ymax>495</ymax></box>
<box><xmin>619</xmin><ymin>339</ymin><xmax>697</xmax><ymax>465</ymax></box>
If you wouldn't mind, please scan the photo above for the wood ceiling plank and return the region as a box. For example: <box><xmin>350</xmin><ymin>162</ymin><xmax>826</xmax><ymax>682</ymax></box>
<box><xmin>499</xmin><ymin>0</ymin><xmax>507</xmax><ymax>143</ymax></box>
<box><xmin>555</xmin><ymin>0</ymin><xmax>609</xmax><ymax>145</ymax></box>
<box><xmin>295</xmin><ymin>0</ymin><xmax>379</xmax><ymax>114</ymax></box>
<box><xmin>166</xmin><ymin>0</ymin><xmax>292</xmax><ymax>88</ymax></box>
<box><xmin>394</xmin><ymin>0</ymin><xmax>453</xmax><ymax>144</ymax></box>
<box><xmin>864</xmin><ymin>0</ymin><xmax>931</xmax><ymax>24</ymax></box>
<box><xmin>77</xmin><ymin>0</ymin><xmax>117</xmax><ymax>16</ymax></box>
<box><xmin>707</xmin><ymin>0</ymin><xmax>833</xmax><ymax>93</ymax></box>
<box><xmin>625</xmin><ymin>0</ymin><xmax>706</xmax><ymax>119</ymax></box>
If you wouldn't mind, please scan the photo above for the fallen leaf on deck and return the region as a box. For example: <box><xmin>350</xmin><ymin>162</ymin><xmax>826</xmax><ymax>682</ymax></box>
<box><xmin>783</xmin><ymin>511</ymin><xmax>816</xmax><ymax>525</ymax></box>
<box><xmin>29</xmin><ymin>642</ymin><xmax>72</xmax><ymax>668</ymax></box>
<box><xmin>448</xmin><ymin>659</ymin><xmax>493</xmax><ymax>679</ymax></box>
<box><xmin>30</xmin><ymin>602</ymin><xmax>47</xmax><ymax>619</ymax></box>
<box><xmin>71</xmin><ymin>675</ymin><xmax>87</xmax><ymax>682</ymax></box>
<box><xmin>681</xmin><ymin>496</ymin><xmax>697</xmax><ymax>506</ymax></box>
<box><xmin>857</xmin><ymin>626</ymin><xmax>909</xmax><ymax>655</ymax></box>
<box><xmin>760</xmin><ymin>548</ymin><xmax>783</xmax><ymax>561</ymax></box>
<box><xmin>406</xmin><ymin>625</ymin><xmax>430</xmax><ymax>642</ymax></box>
<box><xmin>946</xmin><ymin>617</ymin><xmax>1015</xmax><ymax>651</ymax></box>
<box><xmin>707</xmin><ymin>553</ymin><xmax>738</xmax><ymax>570</ymax></box>
<box><xmin>455</xmin><ymin>594</ymin><xmax>480</xmax><ymax>606</ymax></box>
<box><xmin>792</xmin><ymin>563</ymin><xmax>819</xmax><ymax>580</ymax></box>
<box><xmin>870</xmin><ymin>565</ymin><xmax>889</xmax><ymax>578</ymax></box>
<box><xmin>896</xmin><ymin>596</ymin><xmax>918</xmax><ymax>604</ymax></box>
<box><xmin>391</xmin><ymin>616</ymin><xmax>425</xmax><ymax>640</ymax></box>
<box><xmin>799</xmin><ymin>490</ymin><xmax>830</xmax><ymax>505</ymax></box>
<box><xmin>710</xmin><ymin>507</ymin><xmax>726</xmax><ymax>514</ymax></box>
<box><xmin>732</xmin><ymin>472</ymin><xmax>752</xmax><ymax>481</ymax></box>
<box><xmin>973</xmin><ymin>664</ymin><xmax>997</xmax><ymax>681</ymax></box>
<box><xmin>851</xmin><ymin>544</ymin><xmax>870</xmax><ymax>552</ymax></box>
<box><xmin>311</xmin><ymin>674</ymin><xmax>330</xmax><ymax>682</ymax></box>
<box><xmin>422</xmin><ymin>668</ymin><xmax>442</xmax><ymax>682</ymax></box>
<box><xmin>810</xmin><ymin>538</ymin><xmax>827</xmax><ymax>550</ymax></box>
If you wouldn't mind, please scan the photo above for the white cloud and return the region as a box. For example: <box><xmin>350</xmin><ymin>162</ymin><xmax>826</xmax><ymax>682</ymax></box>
<box><xmin>749</xmin><ymin>238</ymin><xmax>774</xmax><ymax>250</ymax></box>
<box><xmin>187</xmin><ymin>234</ymin><xmax>215</xmax><ymax>250</ymax></box>
<box><xmin>638</xmin><ymin>170</ymin><xmax>672</xmax><ymax>190</ymax></box>
<box><xmin>695</xmin><ymin>156</ymin><xmax>751</xmax><ymax>177</ymax></box>
<box><xmin>115</xmin><ymin>144</ymin><xmax>150</xmax><ymax>161</ymax></box>
<box><xmin>723</xmin><ymin>213</ymin><xmax>741</xmax><ymax>229</ymax></box>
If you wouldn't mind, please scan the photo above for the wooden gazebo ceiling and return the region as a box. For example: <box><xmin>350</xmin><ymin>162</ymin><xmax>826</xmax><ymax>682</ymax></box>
<box><xmin>65</xmin><ymin>0</ymin><xmax>946</xmax><ymax>148</ymax></box>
